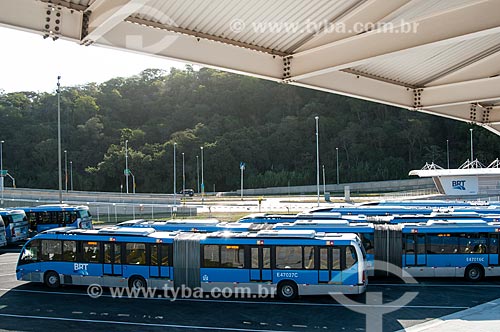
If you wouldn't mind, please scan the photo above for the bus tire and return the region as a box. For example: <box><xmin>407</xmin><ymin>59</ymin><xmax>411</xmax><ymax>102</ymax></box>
<box><xmin>44</xmin><ymin>271</ymin><xmax>61</xmax><ymax>289</ymax></box>
<box><xmin>465</xmin><ymin>264</ymin><xmax>484</xmax><ymax>281</ymax></box>
<box><xmin>277</xmin><ymin>280</ymin><xmax>298</xmax><ymax>300</ymax></box>
<box><xmin>128</xmin><ymin>276</ymin><xmax>147</xmax><ymax>290</ymax></box>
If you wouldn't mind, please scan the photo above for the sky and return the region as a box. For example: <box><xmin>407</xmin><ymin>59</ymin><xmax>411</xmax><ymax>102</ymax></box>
<box><xmin>0</xmin><ymin>26</ymin><xmax>188</xmax><ymax>93</ymax></box>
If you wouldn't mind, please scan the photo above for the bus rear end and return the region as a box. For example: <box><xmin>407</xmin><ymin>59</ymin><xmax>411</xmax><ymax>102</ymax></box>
<box><xmin>2</xmin><ymin>210</ymin><xmax>29</xmax><ymax>243</ymax></box>
<box><xmin>76</xmin><ymin>206</ymin><xmax>93</xmax><ymax>229</ymax></box>
<box><xmin>0</xmin><ymin>218</ymin><xmax>7</xmax><ymax>247</ymax></box>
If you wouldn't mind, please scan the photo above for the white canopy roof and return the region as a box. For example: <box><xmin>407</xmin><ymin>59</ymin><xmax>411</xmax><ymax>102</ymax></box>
<box><xmin>2</xmin><ymin>0</ymin><xmax>500</xmax><ymax>133</ymax></box>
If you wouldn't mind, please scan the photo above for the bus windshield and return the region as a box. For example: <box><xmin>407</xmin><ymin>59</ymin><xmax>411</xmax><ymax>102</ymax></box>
<box><xmin>78</xmin><ymin>209</ymin><xmax>91</xmax><ymax>219</ymax></box>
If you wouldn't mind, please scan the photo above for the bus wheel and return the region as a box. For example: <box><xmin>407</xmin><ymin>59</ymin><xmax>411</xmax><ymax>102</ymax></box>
<box><xmin>465</xmin><ymin>265</ymin><xmax>484</xmax><ymax>281</ymax></box>
<box><xmin>277</xmin><ymin>281</ymin><xmax>298</xmax><ymax>300</ymax></box>
<box><xmin>129</xmin><ymin>276</ymin><xmax>147</xmax><ymax>290</ymax></box>
<box><xmin>44</xmin><ymin>271</ymin><xmax>61</xmax><ymax>288</ymax></box>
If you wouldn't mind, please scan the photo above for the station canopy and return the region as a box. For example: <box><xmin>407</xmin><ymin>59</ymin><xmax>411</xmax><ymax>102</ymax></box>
<box><xmin>2</xmin><ymin>0</ymin><xmax>500</xmax><ymax>134</ymax></box>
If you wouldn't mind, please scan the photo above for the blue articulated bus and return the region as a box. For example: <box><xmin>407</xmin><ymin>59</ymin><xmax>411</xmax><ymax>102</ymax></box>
<box><xmin>19</xmin><ymin>204</ymin><xmax>92</xmax><ymax>233</ymax></box>
<box><xmin>118</xmin><ymin>218</ymin><xmax>500</xmax><ymax>281</ymax></box>
<box><xmin>0</xmin><ymin>217</ymin><xmax>7</xmax><ymax>247</ymax></box>
<box><xmin>0</xmin><ymin>209</ymin><xmax>29</xmax><ymax>243</ymax></box>
<box><xmin>400</xmin><ymin>220</ymin><xmax>500</xmax><ymax>280</ymax></box>
<box><xmin>16</xmin><ymin>227</ymin><xmax>367</xmax><ymax>300</ymax></box>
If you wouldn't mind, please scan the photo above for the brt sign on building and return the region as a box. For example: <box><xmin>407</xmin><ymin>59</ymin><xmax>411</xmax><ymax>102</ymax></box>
<box><xmin>409</xmin><ymin>160</ymin><xmax>499</xmax><ymax>197</ymax></box>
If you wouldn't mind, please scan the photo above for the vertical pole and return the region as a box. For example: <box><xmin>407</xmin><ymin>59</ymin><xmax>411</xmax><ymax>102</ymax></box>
<box><xmin>322</xmin><ymin>164</ymin><xmax>326</xmax><ymax>195</ymax></box>
<box><xmin>70</xmin><ymin>161</ymin><xmax>73</xmax><ymax>191</ymax></box>
<box><xmin>201</xmin><ymin>146</ymin><xmax>204</xmax><ymax>204</ymax></box>
<box><xmin>240</xmin><ymin>164</ymin><xmax>244</xmax><ymax>200</ymax></box>
<box><xmin>173</xmin><ymin>143</ymin><xmax>177</xmax><ymax>205</ymax></box>
<box><xmin>125</xmin><ymin>140</ymin><xmax>129</xmax><ymax>194</ymax></box>
<box><xmin>131</xmin><ymin>172</ymin><xmax>135</xmax><ymax>194</ymax></box>
<box><xmin>315</xmin><ymin>116</ymin><xmax>320</xmax><ymax>207</ymax></box>
<box><xmin>182</xmin><ymin>152</ymin><xmax>185</xmax><ymax>196</ymax></box>
<box><xmin>336</xmin><ymin>147</ymin><xmax>339</xmax><ymax>185</ymax></box>
<box><xmin>57</xmin><ymin>76</ymin><xmax>62</xmax><ymax>204</ymax></box>
<box><xmin>64</xmin><ymin>150</ymin><xmax>68</xmax><ymax>192</ymax></box>
<box><xmin>196</xmin><ymin>155</ymin><xmax>200</xmax><ymax>194</ymax></box>
<box><xmin>470</xmin><ymin>128</ymin><xmax>474</xmax><ymax>162</ymax></box>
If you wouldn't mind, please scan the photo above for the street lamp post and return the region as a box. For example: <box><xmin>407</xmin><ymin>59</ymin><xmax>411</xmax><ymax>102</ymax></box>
<box><xmin>336</xmin><ymin>147</ymin><xmax>339</xmax><ymax>185</ymax></box>
<box><xmin>315</xmin><ymin>116</ymin><xmax>320</xmax><ymax>207</ymax></box>
<box><xmin>173</xmin><ymin>143</ymin><xmax>177</xmax><ymax>204</ymax></box>
<box><xmin>201</xmin><ymin>146</ymin><xmax>204</xmax><ymax>204</ymax></box>
<box><xmin>70</xmin><ymin>161</ymin><xmax>73</xmax><ymax>191</ymax></box>
<box><xmin>240</xmin><ymin>162</ymin><xmax>245</xmax><ymax>200</ymax></box>
<box><xmin>64</xmin><ymin>150</ymin><xmax>68</xmax><ymax>192</ymax></box>
<box><xmin>196</xmin><ymin>155</ymin><xmax>200</xmax><ymax>194</ymax></box>
<box><xmin>130</xmin><ymin>171</ymin><xmax>136</xmax><ymax>194</ymax></box>
<box><xmin>125</xmin><ymin>140</ymin><xmax>129</xmax><ymax>194</ymax></box>
<box><xmin>57</xmin><ymin>76</ymin><xmax>62</xmax><ymax>204</ymax></box>
<box><xmin>182</xmin><ymin>152</ymin><xmax>185</xmax><ymax>197</ymax></box>
<box><xmin>0</xmin><ymin>140</ymin><xmax>4</xmax><ymax>205</ymax></box>
<box><xmin>470</xmin><ymin>128</ymin><xmax>474</xmax><ymax>162</ymax></box>
<box><xmin>322</xmin><ymin>164</ymin><xmax>326</xmax><ymax>195</ymax></box>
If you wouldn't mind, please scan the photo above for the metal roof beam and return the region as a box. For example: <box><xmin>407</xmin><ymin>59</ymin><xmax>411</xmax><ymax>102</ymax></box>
<box><xmin>289</xmin><ymin>1</ymin><xmax>500</xmax><ymax>81</ymax></box>
<box><xmin>293</xmin><ymin>71</ymin><xmax>413</xmax><ymax>109</ymax></box>
<box><xmin>0</xmin><ymin>0</ymin><xmax>82</xmax><ymax>40</ymax></box>
<box><xmin>97</xmin><ymin>21</ymin><xmax>284</xmax><ymax>80</ymax></box>
<box><xmin>421</xmin><ymin>76</ymin><xmax>500</xmax><ymax>108</ymax></box>
<box><xmin>81</xmin><ymin>0</ymin><xmax>151</xmax><ymax>45</ymax></box>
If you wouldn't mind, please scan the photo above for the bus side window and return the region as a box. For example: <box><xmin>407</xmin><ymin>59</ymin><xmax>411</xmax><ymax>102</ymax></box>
<box><xmin>303</xmin><ymin>246</ymin><xmax>315</xmax><ymax>269</ymax></box>
<box><xmin>490</xmin><ymin>234</ymin><xmax>499</xmax><ymax>254</ymax></box>
<box><xmin>160</xmin><ymin>244</ymin><xmax>169</xmax><ymax>266</ymax></box>
<box><xmin>126</xmin><ymin>243</ymin><xmax>146</xmax><ymax>265</ymax></box>
<box><xmin>202</xmin><ymin>245</ymin><xmax>220</xmax><ymax>267</ymax></box>
<box><xmin>404</xmin><ymin>235</ymin><xmax>415</xmax><ymax>254</ymax></box>
<box><xmin>332</xmin><ymin>247</ymin><xmax>341</xmax><ymax>270</ymax></box>
<box><xmin>345</xmin><ymin>246</ymin><xmax>357</xmax><ymax>269</ymax></box>
<box><xmin>63</xmin><ymin>241</ymin><xmax>77</xmax><ymax>261</ymax></box>
<box><xmin>41</xmin><ymin>240</ymin><xmax>62</xmax><ymax>261</ymax></box>
<box><xmin>82</xmin><ymin>241</ymin><xmax>100</xmax><ymax>263</ymax></box>
<box><xmin>20</xmin><ymin>240</ymin><xmax>41</xmax><ymax>264</ymax></box>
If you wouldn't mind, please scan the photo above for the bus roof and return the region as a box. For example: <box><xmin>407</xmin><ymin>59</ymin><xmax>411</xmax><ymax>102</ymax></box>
<box><xmin>401</xmin><ymin>219</ymin><xmax>500</xmax><ymax>233</ymax></box>
<box><xmin>34</xmin><ymin>226</ymin><xmax>359</xmax><ymax>243</ymax></box>
<box><xmin>17</xmin><ymin>205</ymin><xmax>89</xmax><ymax>212</ymax></box>
<box><xmin>0</xmin><ymin>209</ymin><xmax>25</xmax><ymax>215</ymax></box>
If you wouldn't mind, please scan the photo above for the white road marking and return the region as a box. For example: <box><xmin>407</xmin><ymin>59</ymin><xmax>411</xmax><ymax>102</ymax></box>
<box><xmin>0</xmin><ymin>288</ymin><xmax>469</xmax><ymax>309</ymax></box>
<box><xmin>0</xmin><ymin>313</ymin><xmax>298</xmax><ymax>332</ymax></box>
<box><xmin>371</xmin><ymin>283</ymin><xmax>500</xmax><ymax>288</ymax></box>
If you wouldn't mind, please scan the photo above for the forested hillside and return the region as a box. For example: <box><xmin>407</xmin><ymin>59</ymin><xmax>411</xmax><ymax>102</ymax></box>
<box><xmin>1</xmin><ymin>66</ymin><xmax>499</xmax><ymax>193</ymax></box>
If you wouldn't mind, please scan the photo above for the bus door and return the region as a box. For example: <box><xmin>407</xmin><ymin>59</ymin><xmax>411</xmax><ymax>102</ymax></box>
<box><xmin>103</xmin><ymin>242</ymin><xmax>122</xmax><ymax>275</ymax></box>
<box><xmin>404</xmin><ymin>235</ymin><xmax>417</xmax><ymax>266</ymax></box>
<box><xmin>250</xmin><ymin>246</ymin><xmax>272</xmax><ymax>282</ymax></box>
<box><xmin>406</xmin><ymin>234</ymin><xmax>426</xmax><ymax>266</ymax></box>
<box><xmin>149</xmin><ymin>244</ymin><xmax>170</xmax><ymax>278</ymax></box>
<box><xmin>416</xmin><ymin>234</ymin><xmax>427</xmax><ymax>266</ymax></box>
<box><xmin>489</xmin><ymin>234</ymin><xmax>499</xmax><ymax>266</ymax></box>
<box><xmin>319</xmin><ymin>247</ymin><xmax>342</xmax><ymax>284</ymax></box>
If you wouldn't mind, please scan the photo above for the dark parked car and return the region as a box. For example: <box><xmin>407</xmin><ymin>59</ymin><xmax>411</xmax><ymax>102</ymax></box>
<box><xmin>178</xmin><ymin>189</ymin><xmax>194</xmax><ymax>196</ymax></box>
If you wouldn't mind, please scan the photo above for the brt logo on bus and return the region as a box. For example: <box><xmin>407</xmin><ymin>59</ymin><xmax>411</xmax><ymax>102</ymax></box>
<box><xmin>452</xmin><ymin>180</ymin><xmax>466</xmax><ymax>190</ymax></box>
<box><xmin>74</xmin><ymin>263</ymin><xmax>89</xmax><ymax>271</ymax></box>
